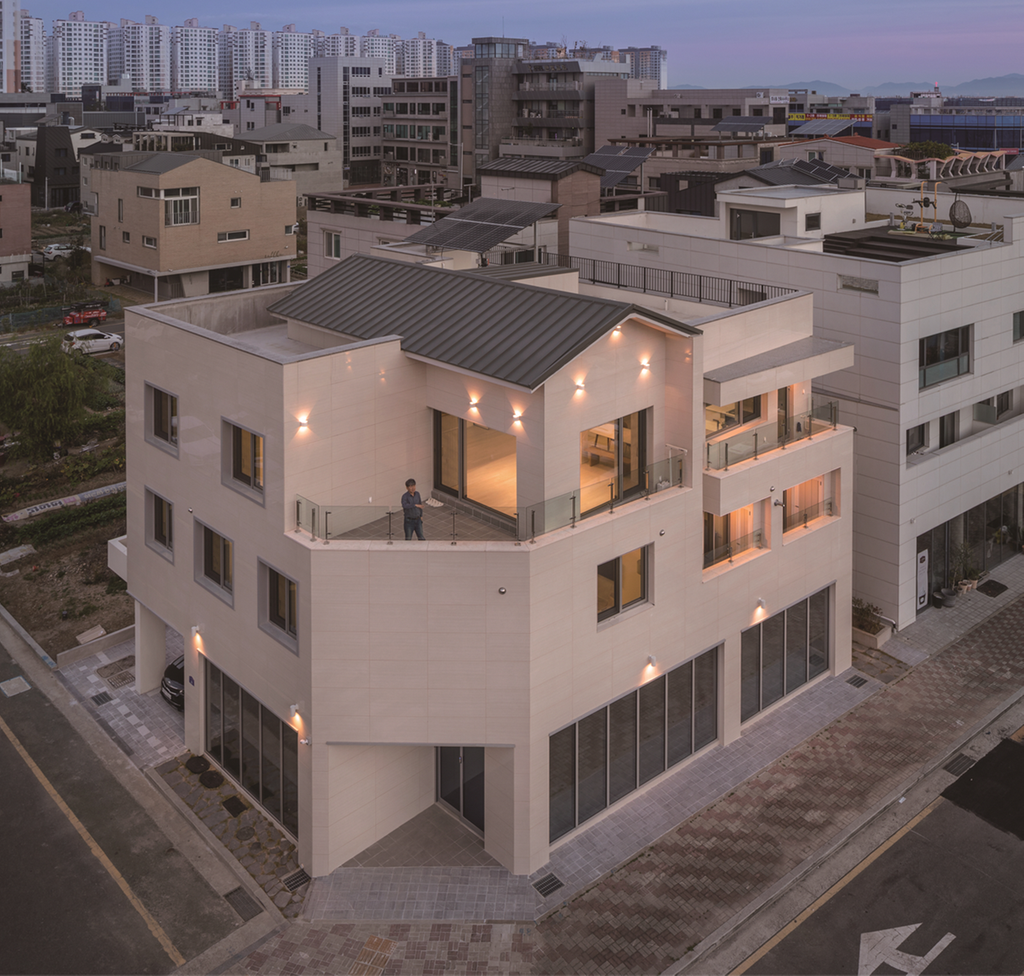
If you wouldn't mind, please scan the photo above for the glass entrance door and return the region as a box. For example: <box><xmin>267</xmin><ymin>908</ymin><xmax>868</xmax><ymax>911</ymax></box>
<box><xmin>437</xmin><ymin>746</ymin><xmax>485</xmax><ymax>832</ymax></box>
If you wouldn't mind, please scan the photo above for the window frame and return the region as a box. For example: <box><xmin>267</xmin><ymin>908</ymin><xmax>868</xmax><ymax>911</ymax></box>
<box><xmin>223</xmin><ymin>420</ymin><xmax>265</xmax><ymax>504</ymax></box>
<box><xmin>919</xmin><ymin>325</ymin><xmax>971</xmax><ymax>388</ymax></box>
<box><xmin>805</xmin><ymin>212</ymin><xmax>821</xmax><ymax>231</ymax></box>
<box><xmin>325</xmin><ymin>231</ymin><xmax>342</xmax><ymax>259</ymax></box>
<box><xmin>144</xmin><ymin>487</ymin><xmax>173</xmax><ymax>561</ymax></box>
<box><xmin>258</xmin><ymin>560</ymin><xmax>299</xmax><ymax>654</ymax></box>
<box><xmin>193</xmin><ymin>520</ymin><xmax>233</xmax><ymax>605</ymax></box>
<box><xmin>1014</xmin><ymin>311</ymin><xmax>1024</xmax><ymax>343</ymax></box>
<box><xmin>217</xmin><ymin>229</ymin><xmax>249</xmax><ymax>242</ymax></box>
<box><xmin>906</xmin><ymin>422</ymin><xmax>927</xmax><ymax>455</ymax></box>
<box><xmin>230</xmin><ymin>196</ymin><xmax>241</xmax><ymax>208</ymax></box>
<box><xmin>597</xmin><ymin>545</ymin><xmax>650</xmax><ymax>623</ymax></box>
<box><xmin>144</xmin><ymin>383</ymin><xmax>179</xmax><ymax>456</ymax></box>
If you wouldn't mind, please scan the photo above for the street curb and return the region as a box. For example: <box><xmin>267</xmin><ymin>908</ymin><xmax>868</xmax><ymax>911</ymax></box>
<box><xmin>0</xmin><ymin>600</ymin><xmax>55</xmax><ymax>667</ymax></box>
<box><xmin>664</xmin><ymin>681</ymin><xmax>1024</xmax><ymax>975</ymax></box>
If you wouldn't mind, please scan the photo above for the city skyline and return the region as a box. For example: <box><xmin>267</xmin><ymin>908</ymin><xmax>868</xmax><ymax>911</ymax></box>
<box><xmin>22</xmin><ymin>0</ymin><xmax>1024</xmax><ymax>90</ymax></box>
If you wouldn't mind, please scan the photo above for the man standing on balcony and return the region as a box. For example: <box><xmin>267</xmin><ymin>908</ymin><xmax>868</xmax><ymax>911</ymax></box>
<box><xmin>402</xmin><ymin>479</ymin><xmax>426</xmax><ymax>540</ymax></box>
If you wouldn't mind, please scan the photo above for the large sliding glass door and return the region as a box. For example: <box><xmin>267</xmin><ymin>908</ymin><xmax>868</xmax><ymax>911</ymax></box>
<box><xmin>434</xmin><ymin>411</ymin><xmax>517</xmax><ymax>517</ymax></box>
<box><xmin>579</xmin><ymin>411</ymin><xmax>646</xmax><ymax>514</ymax></box>
<box><xmin>437</xmin><ymin>746</ymin><xmax>485</xmax><ymax>832</ymax></box>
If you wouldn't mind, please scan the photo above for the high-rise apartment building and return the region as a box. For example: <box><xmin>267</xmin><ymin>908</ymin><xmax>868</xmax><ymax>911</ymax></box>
<box><xmin>272</xmin><ymin>25</ymin><xmax>315</xmax><ymax>89</ymax></box>
<box><xmin>621</xmin><ymin>45</ymin><xmax>668</xmax><ymax>88</ymax></box>
<box><xmin>49</xmin><ymin>11</ymin><xmax>108</xmax><ymax>97</ymax></box>
<box><xmin>359</xmin><ymin>29</ymin><xmax>398</xmax><ymax>74</ymax></box>
<box><xmin>0</xmin><ymin>0</ymin><xmax>19</xmax><ymax>93</ymax></box>
<box><xmin>19</xmin><ymin>8</ymin><xmax>46</xmax><ymax>93</ymax></box>
<box><xmin>172</xmin><ymin>18</ymin><xmax>218</xmax><ymax>93</ymax></box>
<box><xmin>320</xmin><ymin>28</ymin><xmax>357</xmax><ymax>58</ymax></box>
<box><xmin>108</xmin><ymin>16</ymin><xmax>171</xmax><ymax>91</ymax></box>
<box><xmin>219</xmin><ymin>22</ymin><xmax>272</xmax><ymax>96</ymax></box>
<box><xmin>397</xmin><ymin>33</ymin><xmax>454</xmax><ymax>79</ymax></box>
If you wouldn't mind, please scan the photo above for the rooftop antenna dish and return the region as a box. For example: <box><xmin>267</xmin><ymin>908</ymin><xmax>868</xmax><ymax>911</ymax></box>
<box><xmin>949</xmin><ymin>197</ymin><xmax>972</xmax><ymax>229</ymax></box>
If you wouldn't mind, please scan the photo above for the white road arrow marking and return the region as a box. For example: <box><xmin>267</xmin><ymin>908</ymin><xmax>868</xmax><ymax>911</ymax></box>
<box><xmin>858</xmin><ymin>924</ymin><xmax>955</xmax><ymax>975</ymax></box>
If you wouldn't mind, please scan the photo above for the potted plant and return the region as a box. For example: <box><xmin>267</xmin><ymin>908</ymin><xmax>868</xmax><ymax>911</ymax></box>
<box><xmin>852</xmin><ymin>597</ymin><xmax>892</xmax><ymax>649</ymax></box>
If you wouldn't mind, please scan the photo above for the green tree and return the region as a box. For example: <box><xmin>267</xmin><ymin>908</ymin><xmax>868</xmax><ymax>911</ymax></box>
<box><xmin>0</xmin><ymin>337</ymin><xmax>86</xmax><ymax>456</ymax></box>
<box><xmin>900</xmin><ymin>141</ymin><xmax>955</xmax><ymax>160</ymax></box>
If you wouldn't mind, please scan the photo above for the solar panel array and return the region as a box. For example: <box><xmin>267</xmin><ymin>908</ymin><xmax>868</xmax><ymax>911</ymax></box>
<box><xmin>582</xmin><ymin>145</ymin><xmax>656</xmax><ymax>189</ymax></box>
<box><xmin>402</xmin><ymin>197</ymin><xmax>560</xmax><ymax>253</ymax></box>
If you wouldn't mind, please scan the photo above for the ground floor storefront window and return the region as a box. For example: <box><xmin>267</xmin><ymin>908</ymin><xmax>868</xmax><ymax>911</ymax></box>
<box><xmin>205</xmin><ymin>658</ymin><xmax>299</xmax><ymax>837</ymax></box>
<box><xmin>916</xmin><ymin>484</ymin><xmax>1024</xmax><ymax>609</ymax></box>
<box><xmin>741</xmin><ymin>587</ymin><xmax>829</xmax><ymax>722</ymax></box>
<box><xmin>549</xmin><ymin>646</ymin><xmax>718</xmax><ymax>842</ymax></box>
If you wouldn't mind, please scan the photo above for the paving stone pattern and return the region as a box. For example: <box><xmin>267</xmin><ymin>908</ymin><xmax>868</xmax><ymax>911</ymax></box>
<box><xmin>234</xmin><ymin>575</ymin><xmax>1024</xmax><ymax>974</ymax></box>
<box><xmin>157</xmin><ymin>754</ymin><xmax>308</xmax><ymax>919</ymax></box>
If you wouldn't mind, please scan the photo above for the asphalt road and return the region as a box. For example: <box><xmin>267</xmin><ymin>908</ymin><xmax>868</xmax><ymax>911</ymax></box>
<box><xmin>0</xmin><ymin>640</ymin><xmax>240</xmax><ymax>975</ymax></box>
<box><xmin>742</xmin><ymin>740</ymin><xmax>1024</xmax><ymax>975</ymax></box>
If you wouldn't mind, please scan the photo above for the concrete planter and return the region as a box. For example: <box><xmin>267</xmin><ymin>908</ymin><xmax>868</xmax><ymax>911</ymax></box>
<box><xmin>853</xmin><ymin>623</ymin><xmax>892</xmax><ymax>650</ymax></box>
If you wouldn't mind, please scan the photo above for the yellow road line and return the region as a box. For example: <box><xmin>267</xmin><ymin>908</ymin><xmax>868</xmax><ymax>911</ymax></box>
<box><xmin>731</xmin><ymin>796</ymin><xmax>943</xmax><ymax>975</ymax></box>
<box><xmin>0</xmin><ymin>713</ymin><xmax>186</xmax><ymax>967</ymax></box>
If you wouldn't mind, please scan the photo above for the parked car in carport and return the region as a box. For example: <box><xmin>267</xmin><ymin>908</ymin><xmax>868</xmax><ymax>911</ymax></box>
<box><xmin>61</xmin><ymin>329</ymin><xmax>122</xmax><ymax>354</ymax></box>
<box><xmin>161</xmin><ymin>655</ymin><xmax>185</xmax><ymax>710</ymax></box>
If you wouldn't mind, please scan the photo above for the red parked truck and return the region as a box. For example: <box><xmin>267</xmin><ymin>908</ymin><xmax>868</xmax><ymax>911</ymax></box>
<box><xmin>60</xmin><ymin>301</ymin><xmax>108</xmax><ymax>327</ymax></box>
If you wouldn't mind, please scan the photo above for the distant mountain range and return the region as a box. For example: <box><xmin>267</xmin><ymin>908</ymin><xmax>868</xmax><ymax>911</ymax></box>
<box><xmin>671</xmin><ymin>74</ymin><xmax>1024</xmax><ymax>97</ymax></box>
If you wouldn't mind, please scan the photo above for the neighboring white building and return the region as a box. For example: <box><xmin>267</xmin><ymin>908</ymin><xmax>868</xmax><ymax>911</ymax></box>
<box><xmin>219</xmin><ymin>22</ymin><xmax>273</xmax><ymax>95</ymax></box>
<box><xmin>569</xmin><ymin>185</ymin><xmax>1024</xmax><ymax>630</ymax></box>
<box><xmin>272</xmin><ymin>25</ymin><xmax>315</xmax><ymax>89</ymax></box>
<box><xmin>172</xmin><ymin>18</ymin><xmax>218</xmax><ymax>93</ymax></box>
<box><xmin>49</xmin><ymin>11</ymin><xmax>108</xmax><ymax>97</ymax></box>
<box><xmin>359</xmin><ymin>29</ymin><xmax>398</xmax><ymax>74</ymax></box>
<box><xmin>18</xmin><ymin>8</ymin><xmax>46</xmax><ymax>94</ymax></box>
<box><xmin>620</xmin><ymin>45</ymin><xmax>668</xmax><ymax>89</ymax></box>
<box><xmin>319</xmin><ymin>28</ymin><xmax>357</xmax><ymax>58</ymax></box>
<box><xmin>115</xmin><ymin>252</ymin><xmax>853</xmax><ymax>879</ymax></box>
<box><xmin>108</xmin><ymin>16</ymin><xmax>171</xmax><ymax>91</ymax></box>
<box><xmin>397</xmin><ymin>32</ymin><xmax>453</xmax><ymax>78</ymax></box>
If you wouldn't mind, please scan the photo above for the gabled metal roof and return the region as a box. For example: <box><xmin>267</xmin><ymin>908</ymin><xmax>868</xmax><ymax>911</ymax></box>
<box><xmin>401</xmin><ymin>196</ymin><xmax>560</xmax><ymax>253</ymax></box>
<box><xmin>266</xmin><ymin>254</ymin><xmax>700</xmax><ymax>390</ymax></box>
<box><xmin>245</xmin><ymin>122</ymin><xmax>335</xmax><ymax>142</ymax></box>
<box><xmin>583</xmin><ymin>145</ymin><xmax>656</xmax><ymax>189</ymax></box>
<box><xmin>748</xmin><ymin>157</ymin><xmax>852</xmax><ymax>186</ymax></box>
<box><xmin>477</xmin><ymin>157</ymin><xmax>604</xmax><ymax>178</ymax></box>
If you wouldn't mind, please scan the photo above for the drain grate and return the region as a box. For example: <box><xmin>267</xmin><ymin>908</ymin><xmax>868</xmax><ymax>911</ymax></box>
<box><xmin>223</xmin><ymin>886</ymin><xmax>263</xmax><ymax>921</ymax></box>
<box><xmin>944</xmin><ymin>753</ymin><xmax>976</xmax><ymax>777</ymax></box>
<box><xmin>107</xmin><ymin>670</ymin><xmax>135</xmax><ymax>690</ymax></box>
<box><xmin>532</xmin><ymin>873</ymin><xmax>564</xmax><ymax>897</ymax></box>
<box><xmin>283</xmin><ymin>868</ymin><xmax>311</xmax><ymax>891</ymax></box>
<box><xmin>977</xmin><ymin>579</ymin><xmax>1008</xmax><ymax>598</ymax></box>
<box><xmin>847</xmin><ymin>674</ymin><xmax>868</xmax><ymax>688</ymax></box>
<box><xmin>185</xmin><ymin>755</ymin><xmax>211</xmax><ymax>775</ymax></box>
<box><xmin>96</xmin><ymin>655</ymin><xmax>134</xmax><ymax>679</ymax></box>
<box><xmin>199</xmin><ymin>770</ymin><xmax>224</xmax><ymax>789</ymax></box>
<box><xmin>222</xmin><ymin>794</ymin><xmax>247</xmax><ymax>817</ymax></box>
<box><xmin>91</xmin><ymin>691</ymin><xmax>113</xmax><ymax>706</ymax></box>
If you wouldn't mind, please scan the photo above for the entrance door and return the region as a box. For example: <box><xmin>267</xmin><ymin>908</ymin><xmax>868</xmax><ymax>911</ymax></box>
<box><xmin>437</xmin><ymin>746</ymin><xmax>484</xmax><ymax>832</ymax></box>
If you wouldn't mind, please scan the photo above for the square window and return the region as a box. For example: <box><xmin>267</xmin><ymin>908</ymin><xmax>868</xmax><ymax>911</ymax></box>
<box><xmin>145</xmin><ymin>384</ymin><xmax>178</xmax><ymax>455</ymax></box>
<box><xmin>143</xmin><ymin>236</ymin><xmax>156</xmax><ymax>248</ymax></box>
<box><xmin>597</xmin><ymin>546</ymin><xmax>648</xmax><ymax>622</ymax></box>
<box><xmin>194</xmin><ymin>521</ymin><xmax>233</xmax><ymax>604</ymax></box>
<box><xmin>805</xmin><ymin>212</ymin><xmax>821</xmax><ymax>231</ymax></box>
<box><xmin>122</xmin><ymin>231</ymin><xmax>130</xmax><ymax>243</ymax></box>
<box><xmin>230</xmin><ymin>196</ymin><xmax>241</xmax><ymax>208</ymax></box>
<box><xmin>224</xmin><ymin>421</ymin><xmax>264</xmax><ymax>502</ymax></box>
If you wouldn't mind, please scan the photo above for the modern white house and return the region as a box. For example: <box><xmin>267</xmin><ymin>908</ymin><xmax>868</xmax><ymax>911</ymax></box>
<box><xmin>566</xmin><ymin>184</ymin><xmax>1024</xmax><ymax>629</ymax></box>
<box><xmin>113</xmin><ymin>252</ymin><xmax>853</xmax><ymax>877</ymax></box>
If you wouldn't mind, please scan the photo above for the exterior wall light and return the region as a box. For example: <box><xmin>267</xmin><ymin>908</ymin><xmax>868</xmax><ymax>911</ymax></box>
<box><xmin>757</xmin><ymin>598</ymin><xmax>766</xmax><ymax>609</ymax></box>
<box><xmin>298</xmin><ymin>415</ymin><xmax>308</xmax><ymax>430</ymax></box>
<box><xmin>640</xmin><ymin>360</ymin><xmax>650</xmax><ymax>373</ymax></box>
<box><xmin>191</xmin><ymin>625</ymin><xmax>200</xmax><ymax>638</ymax></box>
<box><xmin>289</xmin><ymin>703</ymin><xmax>300</xmax><ymax>718</ymax></box>
<box><xmin>575</xmin><ymin>379</ymin><xmax>585</xmax><ymax>392</ymax></box>
<box><xmin>647</xmin><ymin>655</ymin><xmax>657</xmax><ymax>667</ymax></box>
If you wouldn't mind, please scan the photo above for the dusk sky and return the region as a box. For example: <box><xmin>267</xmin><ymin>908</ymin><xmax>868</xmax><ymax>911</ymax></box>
<box><xmin>30</xmin><ymin>0</ymin><xmax>1024</xmax><ymax>91</ymax></box>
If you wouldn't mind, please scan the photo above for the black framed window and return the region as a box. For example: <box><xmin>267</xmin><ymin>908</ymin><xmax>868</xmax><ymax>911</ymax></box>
<box><xmin>597</xmin><ymin>546</ymin><xmax>648</xmax><ymax>621</ymax></box>
<box><xmin>153</xmin><ymin>493</ymin><xmax>172</xmax><ymax>549</ymax></box>
<box><xmin>580</xmin><ymin>410</ymin><xmax>647</xmax><ymax>514</ymax></box>
<box><xmin>269</xmin><ymin>568</ymin><xmax>297</xmax><ymax>637</ymax></box>
<box><xmin>729</xmin><ymin>209</ymin><xmax>780</xmax><ymax>240</ymax></box>
<box><xmin>230</xmin><ymin>423</ymin><xmax>264</xmax><ymax>493</ymax></box>
<box><xmin>939</xmin><ymin>411</ymin><xmax>958</xmax><ymax>448</ymax></box>
<box><xmin>1013</xmin><ymin>311</ymin><xmax>1024</xmax><ymax>343</ymax></box>
<box><xmin>205</xmin><ymin>658</ymin><xmax>298</xmax><ymax>837</ymax></box>
<box><xmin>549</xmin><ymin>647</ymin><xmax>718</xmax><ymax>842</ymax></box>
<box><xmin>741</xmin><ymin>587</ymin><xmax>829</xmax><ymax>722</ymax></box>
<box><xmin>203</xmin><ymin>526</ymin><xmax>232</xmax><ymax>591</ymax></box>
<box><xmin>805</xmin><ymin>212</ymin><xmax>821</xmax><ymax>231</ymax></box>
<box><xmin>919</xmin><ymin>326</ymin><xmax>971</xmax><ymax>388</ymax></box>
<box><xmin>433</xmin><ymin>410</ymin><xmax>517</xmax><ymax>518</ymax></box>
<box><xmin>151</xmin><ymin>385</ymin><xmax>177</xmax><ymax>446</ymax></box>
<box><xmin>906</xmin><ymin>423</ymin><xmax>926</xmax><ymax>455</ymax></box>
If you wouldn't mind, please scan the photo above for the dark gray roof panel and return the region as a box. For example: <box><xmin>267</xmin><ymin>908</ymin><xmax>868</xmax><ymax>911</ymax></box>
<box><xmin>583</xmin><ymin>145</ymin><xmax>656</xmax><ymax>189</ymax></box>
<box><xmin>266</xmin><ymin>254</ymin><xmax>700</xmax><ymax>389</ymax></box>
<box><xmin>124</xmin><ymin>153</ymin><xmax>199</xmax><ymax>174</ymax></box>
<box><xmin>791</xmin><ymin>118</ymin><xmax>854</xmax><ymax>136</ymax></box>
<box><xmin>476</xmin><ymin>156</ymin><xmax>604</xmax><ymax>178</ymax></box>
<box><xmin>712</xmin><ymin>118</ymin><xmax>770</xmax><ymax>133</ymax></box>
<box><xmin>745</xmin><ymin>157</ymin><xmax>852</xmax><ymax>186</ymax></box>
<box><xmin>402</xmin><ymin>196</ymin><xmax>560</xmax><ymax>252</ymax></box>
<box><xmin>245</xmin><ymin>122</ymin><xmax>335</xmax><ymax>142</ymax></box>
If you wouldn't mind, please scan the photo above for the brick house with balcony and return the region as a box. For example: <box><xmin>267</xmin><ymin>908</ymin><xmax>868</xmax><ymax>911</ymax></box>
<box><xmin>113</xmin><ymin>250</ymin><xmax>853</xmax><ymax>879</ymax></box>
<box><xmin>87</xmin><ymin>151</ymin><xmax>297</xmax><ymax>300</ymax></box>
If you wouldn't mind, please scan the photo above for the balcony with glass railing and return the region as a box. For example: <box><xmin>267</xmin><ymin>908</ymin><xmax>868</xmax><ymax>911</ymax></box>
<box><xmin>703</xmin><ymin>528</ymin><xmax>764</xmax><ymax>569</ymax></box>
<box><xmin>783</xmin><ymin>496</ymin><xmax>834</xmax><ymax>532</ymax></box>
<box><xmin>704</xmin><ymin>397</ymin><xmax>838</xmax><ymax>472</ymax></box>
<box><xmin>295</xmin><ymin>454</ymin><xmax>690</xmax><ymax>545</ymax></box>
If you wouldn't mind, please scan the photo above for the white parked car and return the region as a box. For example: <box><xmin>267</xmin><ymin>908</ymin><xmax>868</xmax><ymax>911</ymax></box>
<box><xmin>61</xmin><ymin>329</ymin><xmax>123</xmax><ymax>354</ymax></box>
<box><xmin>42</xmin><ymin>243</ymin><xmax>76</xmax><ymax>260</ymax></box>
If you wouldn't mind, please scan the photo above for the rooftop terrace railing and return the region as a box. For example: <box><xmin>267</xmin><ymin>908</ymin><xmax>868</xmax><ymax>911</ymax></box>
<box><xmin>295</xmin><ymin>453</ymin><xmax>690</xmax><ymax>545</ymax></box>
<box><xmin>537</xmin><ymin>252</ymin><xmax>797</xmax><ymax>308</ymax></box>
<box><xmin>705</xmin><ymin>398</ymin><xmax>838</xmax><ymax>471</ymax></box>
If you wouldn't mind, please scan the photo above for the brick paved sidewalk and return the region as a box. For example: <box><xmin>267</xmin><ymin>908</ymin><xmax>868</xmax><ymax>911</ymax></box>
<box><xmin>223</xmin><ymin>590</ymin><xmax>1024</xmax><ymax>975</ymax></box>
